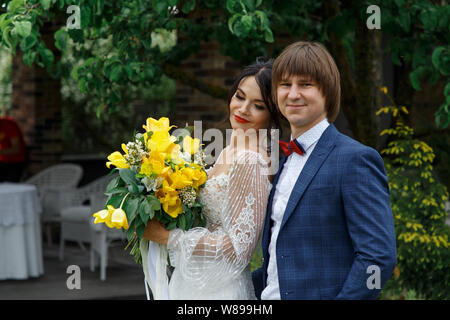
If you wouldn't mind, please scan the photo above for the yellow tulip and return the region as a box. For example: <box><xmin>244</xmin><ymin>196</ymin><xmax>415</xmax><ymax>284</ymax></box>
<box><xmin>121</xmin><ymin>143</ymin><xmax>128</xmax><ymax>154</ymax></box>
<box><xmin>167</xmin><ymin>143</ymin><xmax>185</xmax><ymax>165</ymax></box>
<box><xmin>191</xmin><ymin>168</ymin><xmax>207</xmax><ymax>189</ymax></box>
<box><xmin>180</xmin><ymin>166</ymin><xmax>195</xmax><ymax>180</ymax></box>
<box><xmin>140</xmin><ymin>151</ymin><xmax>167</xmax><ymax>176</ymax></box>
<box><xmin>143</xmin><ymin>117</ymin><xmax>175</xmax><ymax>133</ymax></box>
<box><xmin>160</xmin><ymin>193</ymin><xmax>183</xmax><ymax>218</ymax></box>
<box><xmin>156</xmin><ymin>180</ymin><xmax>175</xmax><ymax>194</ymax></box>
<box><xmin>93</xmin><ymin>205</ymin><xmax>115</xmax><ymax>228</ymax></box>
<box><xmin>183</xmin><ymin>135</ymin><xmax>200</xmax><ymax>155</ymax></box>
<box><xmin>110</xmin><ymin>208</ymin><xmax>129</xmax><ymax>229</ymax></box>
<box><xmin>169</xmin><ymin>168</ymin><xmax>193</xmax><ymax>190</ymax></box>
<box><xmin>106</xmin><ymin>149</ymin><xmax>129</xmax><ymax>169</ymax></box>
<box><xmin>156</xmin><ymin>180</ymin><xmax>183</xmax><ymax>218</ymax></box>
<box><xmin>93</xmin><ymin>209</ymin><xmax>109</xmax><ymax>224</ymax></box>
<box><xmin>147</xmin><ymin>131</ymin><xmax>177</xmax><ymax>154</ymax></box>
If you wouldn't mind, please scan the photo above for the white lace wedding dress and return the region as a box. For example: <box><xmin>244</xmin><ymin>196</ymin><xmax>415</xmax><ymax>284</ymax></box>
<box><xmin>167</xmin><ymin>149</ymin><xmax>272</xmax><ymax>300</ymax></box>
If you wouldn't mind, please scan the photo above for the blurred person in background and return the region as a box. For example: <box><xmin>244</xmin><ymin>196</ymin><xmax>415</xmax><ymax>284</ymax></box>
<box><xmin>0</xmin><ymin>107</ymin><xmax>27</xmax><ymax>182</ymax></box>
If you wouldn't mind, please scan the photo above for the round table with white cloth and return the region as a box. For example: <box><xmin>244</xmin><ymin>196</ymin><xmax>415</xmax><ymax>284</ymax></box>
<box><xmin>0</xmin><ymin>183</ymin><xmax>44</xmax><ymax>280</ymax></box>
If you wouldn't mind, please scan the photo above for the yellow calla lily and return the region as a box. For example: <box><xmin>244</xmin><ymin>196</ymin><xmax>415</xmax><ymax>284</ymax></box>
<box><xmin>183</xmin><ymin>136</ymin><xmax>201</xmax><ymax>155</ymax></box>
<box><xmin>143</xmin><ymin>117</ymin><xmax>176</xmax><ymax>133</ymax></box>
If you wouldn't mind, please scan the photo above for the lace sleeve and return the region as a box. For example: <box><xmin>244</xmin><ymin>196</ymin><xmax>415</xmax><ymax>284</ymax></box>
<box><xmin>167</xmin><ymin>150</ymin><xmax>270</xmax><ymax>287</ymax></box>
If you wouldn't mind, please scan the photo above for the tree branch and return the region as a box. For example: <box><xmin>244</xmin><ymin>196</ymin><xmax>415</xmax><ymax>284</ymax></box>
<box><xmin>162</xmin><ymin>63</ymin><xmax>228</xmax><ymax>101</ymax></box>
<box><xmin>323</xmin><ymin>0</ymin><xmax>359</xmax><ymax>138</ymax></box>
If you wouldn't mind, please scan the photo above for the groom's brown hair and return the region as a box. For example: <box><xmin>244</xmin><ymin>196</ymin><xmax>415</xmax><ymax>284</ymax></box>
<box><xmin>272</xmin><ymin>41</ymin><xmax>341</xmax><ymax>122</ymax></box>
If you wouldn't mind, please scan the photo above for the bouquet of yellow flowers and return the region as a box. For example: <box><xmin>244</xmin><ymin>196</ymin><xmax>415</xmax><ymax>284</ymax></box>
<box><xmin>92</xmin><ymin>117</ymin><xmax>207</xmax><ymax>264</ymax></box>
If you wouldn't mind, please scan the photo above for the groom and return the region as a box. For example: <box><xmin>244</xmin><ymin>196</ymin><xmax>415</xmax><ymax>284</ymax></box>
<box><xmin>252</xmin><ymin>41</ymin><xmax>397</xmax><ymax>300</ymax></box>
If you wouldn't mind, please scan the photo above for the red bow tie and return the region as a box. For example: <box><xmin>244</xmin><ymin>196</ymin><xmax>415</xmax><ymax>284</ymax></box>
<box><xmin>279</xmin><ymin>139</ymin><xmax>305</xmax><ymax>157</ymax></box>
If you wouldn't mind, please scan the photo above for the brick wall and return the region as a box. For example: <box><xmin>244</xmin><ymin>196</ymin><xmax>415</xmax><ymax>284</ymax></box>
<box><xmin>173</xmin><ymin>41</ymin><xmax>242</xmax><ymax>133</ymax></box>
<box><xmin>10</xmin><ymin>21</ymin><xmax>62</xmax><ymax>179</ymax></box>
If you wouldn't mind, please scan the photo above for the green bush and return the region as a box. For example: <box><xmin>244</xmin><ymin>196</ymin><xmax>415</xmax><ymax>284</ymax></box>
<box><xmin>377</xmin><ymin>87</ymin><xmax>450</xmax><ymax>300</ymax></box>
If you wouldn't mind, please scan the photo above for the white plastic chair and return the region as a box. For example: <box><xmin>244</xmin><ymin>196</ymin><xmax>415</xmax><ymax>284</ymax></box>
<box><xmin>25</xmin><ymin>163</ymin><xmax>83</xmax><ymax>245</ymax></box>
<box><xmin>58</xmin><ymin>174</ymin><xmax>111</xmax><ymax>261</ymax></box>
<box><xmin>88</xmin><ymin>181</ymin><xmax>127</xmax><ymax>281</ymax></box>
<box><xmin>57</xmin><ymin>173</ymin><xmax>125</xmax><ymax>281</ymax></box>
<box><xmin>89</xmin><ymin>218</ymin><xmax>126</xmax><ymax>281</ymax></box>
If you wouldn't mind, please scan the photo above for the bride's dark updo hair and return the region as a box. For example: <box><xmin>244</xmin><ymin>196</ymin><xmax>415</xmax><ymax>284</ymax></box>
<box><xmin>226</xmin><ymin>58</ymin><xmax>282</xmax><ymax>133</ymax></box>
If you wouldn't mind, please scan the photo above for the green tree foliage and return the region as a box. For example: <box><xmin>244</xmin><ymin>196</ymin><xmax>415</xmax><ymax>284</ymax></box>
<box><xmin>378</xmin><ymin>0</ymin><xmax>450</xmax><ymax>129</ymax></box>
<box><xmin>0</xmin><ymin>46</ymin><xmax>11</xmax><ymax>112</ymax></box>
<box><xmin>0</xmin><ymin>0</ymin><xmax>273</xmax><ymax>113</ymax></box>
<box><xmin>0</xmin><ymin>0</ymin><xmax>448</xmax><ymax>133</ymax></box>
<box><xmin>376</xmin><ymin>86</ymin><xmax>450</xmax><ymax>300</ymax></box>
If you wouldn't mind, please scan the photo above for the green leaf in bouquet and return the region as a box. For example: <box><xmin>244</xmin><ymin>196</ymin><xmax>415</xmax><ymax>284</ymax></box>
<box><xmin>106</xmin><ymin>194</ymin><xmax>124</xmax><ymax>208</ymax></box>
<box><xmin>140</xmin><ymin>198</ymin><xmax>154</xmax><ymax>220</ymax></box>
<box><xmin>107</xmin><ymin>167</ymin><xmax>119</xmax><ymax>176</ymax></box>
<box><xmin>105</xmin><ymin>186</ymin><xmax>128</xmax><ymax>196</ymax></box>
<box><xmin>176</xmin><ymin>135</ymin><xmax>184</xmax><ymax>144</ymax></box>
<box><xmin>166</xmin><ymin>220</ymin><xmax>177</xmax><ymax>230</ymax></box>
<box><xmin>119</xmin><ymin>168</ymin><xmax>140</xmax><ymax>193</ymax></box>
<box><xmin>127</xmin><ymin>184</ymin><xmax>139</xmax><ymax>194</ymax></box>
<box><xmin>178</xmin><ymin>213</ymin><xmax>186</xmax><ymax>230</ymax></box>
<box><xmin>196</xmin><ymin>207</ymin><xmax>207</xmax><ymax>228</ymax></box>
<box><xmin>185</xmin><ymin>208</ymin><xmax>194</xmax><ymax>230</ymax></box>
<box><xmin>139</xmin><ymin>208</ymin><xmax>150</xmax><ymax>225</ymax></box>
<box><xmin>147</xmin><ymin>194</ymin><xmax>161</xmax><ymax>211</ymax></box>
<box><xmin>135</xmin><ymin>173</ymin><xmax>146</xmax><ymax>179</ymax></box>
<box><xmin>135</xmin><ymin>220</ymin><xmax>146</xmax><ymax>238</ymax></box>
<box><xmin>135</xmin><ymin>132</ymin><xmax>146</xmax><ymax>146</ymax></box>
<box><xmin>106</xmin><ymin>175</ymin><xmax>119</xmax><ymax>193</ymax></box>
<box><xmin>126</xmin><ymin>220</ymin><xmax>136</xmax><ymax>241</ymax></box>
<box><xmin>191</xmin><ymin>201</ymin><xmax>203</xmax><ymax>208</ymax></box>
<box><xmin>119</xmin><ymin>168</ymin><xmax>139</xmax><ymax>185</ymax></box>
<box><xmin>123</xmin><ymin>196</ymin><xmax>140</xmax><ymax>221</ymax></box>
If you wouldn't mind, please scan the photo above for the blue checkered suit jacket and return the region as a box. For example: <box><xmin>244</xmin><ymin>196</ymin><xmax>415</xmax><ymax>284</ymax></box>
<box><xmin>253</xmin><ymin>123</ymin><xmax>397</xmax><ymax>300</ymax></box>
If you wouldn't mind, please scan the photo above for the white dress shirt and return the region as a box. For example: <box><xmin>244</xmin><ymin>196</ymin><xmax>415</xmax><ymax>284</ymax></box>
<box><xmin>261</xmin><ymin>118</ymin><xmax>330</xmax><ymax>300</ymax></box>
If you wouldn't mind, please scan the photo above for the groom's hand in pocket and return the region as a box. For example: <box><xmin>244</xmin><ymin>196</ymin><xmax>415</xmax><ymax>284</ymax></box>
<box><xmin>143</xmin><ymin>219</ymin><xmax>169</xmax><ymax>245</ymax></box>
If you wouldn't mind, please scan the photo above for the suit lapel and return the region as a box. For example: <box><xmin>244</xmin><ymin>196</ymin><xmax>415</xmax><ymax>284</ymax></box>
<box><xmin>279</xmin><ymin>124</ymin><xmax>339</xmax><ymax>231</ymax></box>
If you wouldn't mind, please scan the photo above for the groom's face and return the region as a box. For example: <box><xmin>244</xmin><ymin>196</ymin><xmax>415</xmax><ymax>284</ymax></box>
<box><xmin>276</xmin><ymin>74</ymin><xmax>327</xmax><ymax>138</ymax></box>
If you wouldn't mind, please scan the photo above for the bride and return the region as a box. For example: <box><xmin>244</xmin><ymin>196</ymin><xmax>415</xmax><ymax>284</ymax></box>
<box><xmin>143</xmin><ymin>58</ymin><xmax>281</xmax><ymax>299</ymax></box>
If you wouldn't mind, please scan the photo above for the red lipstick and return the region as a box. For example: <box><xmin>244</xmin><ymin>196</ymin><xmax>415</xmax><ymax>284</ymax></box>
<box><xmin>234</xmin><ymin>115</ymin><xmax>250</xmax><ymax>123</ymax></box>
